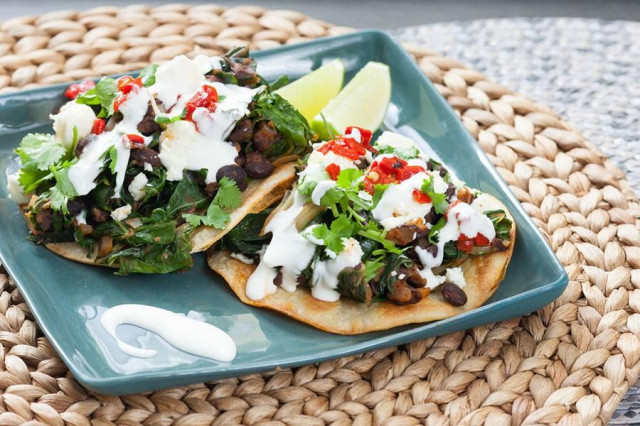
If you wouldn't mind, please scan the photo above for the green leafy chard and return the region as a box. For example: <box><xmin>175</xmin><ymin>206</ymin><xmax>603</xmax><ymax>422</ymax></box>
<box><xmin>250</xmin><ymin>92</ymin><xmax>314</xmax><ymax>158</ymax></box>
<box><xmin>220</xmin><ymin>209</ymin><xmax>272</xmax><ymax>255</ymax></box>
<box><xmin>485</xmin><ymin>209</ymin><xmax>513</xmax><ymax>241</ymax></box>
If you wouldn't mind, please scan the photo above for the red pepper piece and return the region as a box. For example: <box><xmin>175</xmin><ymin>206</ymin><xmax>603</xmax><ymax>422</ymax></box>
<box><xmin>456</xmin><ymin>235</ymin><xmax>474</xmax><ymax>252</ymax></box>
<box><xmin>345</xmin><ymin>126</ymin><xmax>372</xmax><ymax>147</ymax></box>
<box><xmin>378</xmin><ymin>156</ymin><xmax>407</xmax><ymax>175</ymax></box>
<box><xmin>325</xmin><ymin>163</ymin><xmax>341</xmax><ymax>181</ymax></box>
<box><xmin>185</xmin><ymin>85</ymin><xmax>219</xmax><ymax>121</ymax></box>
<box><xmin>124</xmin><ymin>134</ymin><xmax>145</xmax><ymax>147</ymax></box>
<box><xmin>92</xmin><ymin>118</ymin><xmax>106</xmax><ymax>135</ymax></box>
<box><xmin>117</xmin><ymin>76</ymin><xmax>143</xmax><ymax>94</ymax></box>
<box><xmin>64</xmin><ymin>80</ymin><xmax>96</xmax><ymax>99</ymax></box>
<box><xmin>412</xmin><ymin>189</ymin><xmax>431</xmax><ymax>204</ymax></box>
<box><xmin>474</xmin><ymin>233</ymin><xmax>490</xmax><ymax>246</ymax></box>
<box><xmin>113</xmin><ymin>94</ymin><xmax>127</xmax><ymax>113</ymax></box>
<box><xmin>398</xmin><ymin>165</ymin><xmax>424</xmax><ymax>181</ymax></box>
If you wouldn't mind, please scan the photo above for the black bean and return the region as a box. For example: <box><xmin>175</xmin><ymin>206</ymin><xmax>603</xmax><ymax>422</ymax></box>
<box><xmin>439</xmin><ymin>166</ymin><xmax>447</xmax><ymax>177</ymax></box>
<box><xmin>228</xmin><ymin>119</ymin><xmax>253</xmax><ymax>144</ymax></box>
<box><xmin>36</xmin><ymin>209</ymin><xmax>52</xmax><ymax>231</ymax></box>
<box><xmin>273</xmin><ymin>271</ymin><xmax>283</xmax><ymax>287</ymax></box>
<box><xmin>75</xmin><ymin>134</ymin><xmax>96</xmax><ymax>157</ymax></box>
<box><xmin>244</xmin><ymin>151</ymin><xmax>274</xmax><ymax>179</ymax></box>
<box><xmin>445</xmin><ymin>183</ymin><xmax>456</xmax><ymax>199</ymax></box>
<box><xmin>137</xmin><ymin>104</ymin><xmax>161</xmax><ymax>136</ymax></box>
<box><xmin>251</xmin><ymin>120</ymin><xmax>280</xmax><ymax>153</ymax></box>
<box><xmin>130</xmin><ymin>146</ymin><xmax>161</xmax><ymax>168</ymax></box>
<box><xmin>424</xmin><ymin>207</ymin><xmax>439</xmax><ymax>224</ymax></box>
<box><xmin>66</xmin><ymin>199</ymin><xmax>84</xmax><ymax>216</ymax></box>
<box><xmin>204</xmin><ymin>182</ymin><xmax>219</xmax><ymax>196</ymax></box>
<box><xmin>92</xmin><ymin>207</ymin><xmax>109</xmax><ymax>223</ymax></box>
<box><xmin>441</xmin><ymin>283</ymin><xmax>467</xmax><ymax>306</ymax></box>
<box><xmin>491</xmin><ymin>238</ymin><xmax>508</xmax><ymax>251</ymax></box>
<box><xmin>216</xmin><ymin>164</ymin><xmax>248</xmax><ymax>191</ymax></box>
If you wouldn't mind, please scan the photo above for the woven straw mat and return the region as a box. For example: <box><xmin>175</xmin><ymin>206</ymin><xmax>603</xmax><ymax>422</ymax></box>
<box><xmin>0</xmin><ymin>4</ymin><xmax>639</xmax><ymax>426</ymax></box>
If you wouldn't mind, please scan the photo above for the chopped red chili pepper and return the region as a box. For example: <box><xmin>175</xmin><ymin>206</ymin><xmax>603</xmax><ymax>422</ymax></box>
<box><xmin>325</xmin><ymin>163</ymin><xmax>341</xmax><ymax>181</ymax></box>
<box><xmin>456</xmin><ymin>235</ymin><xmax>474</xmax><ymax>252</ymax></box>
<box><xmin>64</xmin><ymin>80</ymin><xmax>96</xmax><ymax>99</ymax></box>
<box><xmin>113</xmin><ymin>94</ymin><xmax>126</xmax><ymax>113</ymax></box>
<box><xmin>474</xmin><ymin>233</ymin><xmax>490</xmax><ymax>246</ymax></box>
<box><xmin>363</xmin><ymin>155</ymin><xmax>426</xmax><ymax>194</ymax></box>
<box><xmin>91</xmin><ymin>118</ymin><xmax>106</xmax><ymax>135</ymax></box>
<box><xmin>124</xmin><ymin>134</ymin><xmax>145</xmax><ymax>147</ymax></box>
<box><xmin>117</xmin><ymin>76</ymin><xmax>143</xmax><ymax>94</ymax></box>
<box><xmin>412</xmin><ymin>189</ymin><xmax>431</xmax><ymax>204</ymax></box>
<box><xmin>345</xmin><ymin>126</ymin><xmax>373</xmax><ymax>147</ymax></box>
<box><xmin>185</xmin><ymin>85</ymin><xmax>219</xmax><ymax>121</ymax></box>
<box><xmin>317</xmin><ymin>135</ymin><xmax>367</xmax><ymax>161</ymax></box>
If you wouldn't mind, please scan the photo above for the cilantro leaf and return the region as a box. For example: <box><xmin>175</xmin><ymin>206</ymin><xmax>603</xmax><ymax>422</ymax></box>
<box><xmin>155</xmin><ymin>114</ymin><xmax>183</xmax><ymax>125</ymax></box>
<box><xmin>428</xmin><ymin>217</ymin><xmax>446</xmax><ymax>244</ymax></box>
<box><xmin>76</xmin><ymin>77</ymin><xmax>117</xmax><ymax>117</ymax></box>
<box><xmin>421</xmin><ymin>175</ymin><xmax>448</xmax><ymax>214</ymax></box>
<box><xmin>371</xmin><ymin>184</ymin><xmax>388</xmax><ymax>209</ymax></box>
<box><xmin>139</xmin><ymin>64</ymin><xmax>158</xmax><ymax>86</ymax></box>
<box><xmin>336</xmin><ymin>168</ymin><xmax>363</xmax><ymax>189</ymax></box>
<box><xmin>376</xmin><ymin>144</ymin><xmax>419</xmax><ymax>160</ymax></box>
<box><xmin>108</xmin><ymin>146</ymin><xmax>118</xmax><ymax>174</ymax></box>
<box><xmin>311</xmin><ymin>215</ymin><xmax>358</xmax><ymax>254</ymax></box>
<box><xmin>214</xmin><ymin>177</ymin><xmax>242</xmax><ymax>209</ymax></box>
<box><xmin>184</xmin><ymin>203</ymin><xmax>229</xmax><ymax>229</ymax></box>
<box><xmin>49</xmin><ymin>166</ymin><xmax>77</xmax><ymax>213</ymax></box>
<box><xmin>15</xmin><ymin>133</ymin><xmax>66</xmax><ymax>171</ymax></box>
<box><xmin>364</xmin><ymin>257</ymin><xmax>385</xmax><ymax>281</ymax></box>
<box><xmin>182</xmin><ymin>178</ymin><xmax>241</xmax><ymax>229</ymax></box>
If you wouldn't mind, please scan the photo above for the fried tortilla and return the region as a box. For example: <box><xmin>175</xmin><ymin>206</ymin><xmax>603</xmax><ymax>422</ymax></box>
<box><xmin>38</xmin><ymin>163</ymin><xmax>297</xmax><ymax>266</ymax></box>
<box><xmin>207</xmin><ymin>194</ymin><xmax>516</xmax><ymax>335</ymax></box>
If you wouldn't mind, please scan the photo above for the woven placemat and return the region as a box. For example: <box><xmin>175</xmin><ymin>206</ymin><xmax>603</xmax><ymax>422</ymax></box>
<box><xmin>0</xmin><ymin>5</ymin><xmax>639</xmax><ymax>425</ymax></box>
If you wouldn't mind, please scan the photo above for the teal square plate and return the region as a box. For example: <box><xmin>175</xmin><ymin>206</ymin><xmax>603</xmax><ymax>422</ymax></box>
<box><xmin>0</xmin><ymin>31</ymin><xmax>567</xmax><ymax>395</ymax></box>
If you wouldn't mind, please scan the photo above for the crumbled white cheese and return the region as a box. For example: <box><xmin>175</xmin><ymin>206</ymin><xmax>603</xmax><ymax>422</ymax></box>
<box><xmin>128</xmin><ymin>172</ymin><xmax>148</xmax><ymax>201</ymax></box>
<box><xmin>445</xmin><ymin>267</ymin><xmax>467</xmax><ymax>289</ymax></box>
<box><xmin>193</xmin><ymin>55</ymin><xmax>224</xmax><ymax>74</ymax></box>
<box><xmin>144</xmin><ymin>162</ymin><xmax>153</xmax><ymax>172</ymax></box>
<box><xmin>6</xmin><ymin>171</ymin><xmax>30</xmax><ymax>204</ymax></box>
<box><xmin>420</xmin><ymin>268</ymin><xmax>446</xmax><ymax>290</ymax></box>
<box><xmin>110</xmin><ymin>204</ymin><xmax>132</xmax><ymax>221</ymax></box>
<box><xmin>51</xmin><ymin>102</ymin><xmax>96</xmax><ymax>148</ymax></box>
<box><xmin>150</xmin><ymin>55</ymin><xmax>204</xmax><ymax>108</ymax></box>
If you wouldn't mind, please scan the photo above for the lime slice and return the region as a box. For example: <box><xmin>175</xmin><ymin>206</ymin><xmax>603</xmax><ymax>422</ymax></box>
<box><xmin>311</xmin><ymin>61</ymin><xmax>391</xmax><ymax>140</ymax></box>
<box><xmin>275</xmin><ymin>59</ymin><xmax>345</xmax><ymax>122</ymax></box>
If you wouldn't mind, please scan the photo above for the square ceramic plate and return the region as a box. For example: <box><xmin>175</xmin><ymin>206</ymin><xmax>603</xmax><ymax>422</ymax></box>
<box><xmin>0</xmin><ymin>31</ymin><xmax>567</xmax><ymax>395</ymax></box>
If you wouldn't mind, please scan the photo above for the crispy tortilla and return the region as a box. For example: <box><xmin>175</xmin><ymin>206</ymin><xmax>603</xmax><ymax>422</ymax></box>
<box><xmin>36</xmin><ymin>163</ymin><xmax>297</xmax><ymax>266</ymax></box>
<box><xmin>207</xmin><ymin>194</ymin><xmax>516</xmax><ymax>335</ymax></box>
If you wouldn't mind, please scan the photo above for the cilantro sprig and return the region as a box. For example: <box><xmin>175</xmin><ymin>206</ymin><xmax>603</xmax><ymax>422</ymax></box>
<box><xmin>75</xmin><ymin>77</ymin><xmax>118</xmax><ymax>117</ymax></box>
<box><xmin>421</xmin><ymin>175</ymin><xmax>448</xmax><ymax>214</ymax></box>
<box><xmin>183</xmin><ymin>177</ymin><xmax>242</xmax><ymax>229</ymax></box>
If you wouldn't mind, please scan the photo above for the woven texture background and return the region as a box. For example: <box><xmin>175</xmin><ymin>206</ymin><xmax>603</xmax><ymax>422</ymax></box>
<box><xmin>0</xmin><ymin>5</ymin><xmax>639</xmax><ymax>425</ymax></box>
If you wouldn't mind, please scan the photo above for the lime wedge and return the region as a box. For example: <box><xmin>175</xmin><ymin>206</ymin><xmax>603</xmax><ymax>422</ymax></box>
<box><xmin>311</xmin><ymin>61</ymin><xmax>391</xmax><ymax>140</ymax></box>
<box><xmin>275</xmin><ymin>59</ymin><xmax>345</xmax><ymax>122</ymax></box>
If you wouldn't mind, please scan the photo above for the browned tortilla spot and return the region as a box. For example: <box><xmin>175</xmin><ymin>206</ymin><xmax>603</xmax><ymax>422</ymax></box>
<box><xmin>207</xmin><ymin>194</ymin><xmax>516</xmax><ymax>335</ymax></box>
<box><xmin>34</xmin><ymin>163</ymin><xmax>298</xmax><ymax>267</ymax></box>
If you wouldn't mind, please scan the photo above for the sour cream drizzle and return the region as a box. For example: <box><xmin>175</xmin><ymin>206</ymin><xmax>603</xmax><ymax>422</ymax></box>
<box><xmin>100</xmin><ymin>304</ymin><xmax>236</xmax><ymax>362</ymax></box>
<box><xmin>61</xmin><ymin>54</ymin><xmax>263</xmax><ymax>199</ymax></box>
<box><xmin>67</xmin><ymin>87</ymin><xmax>151</xmax><ymax>197</ymax></box>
